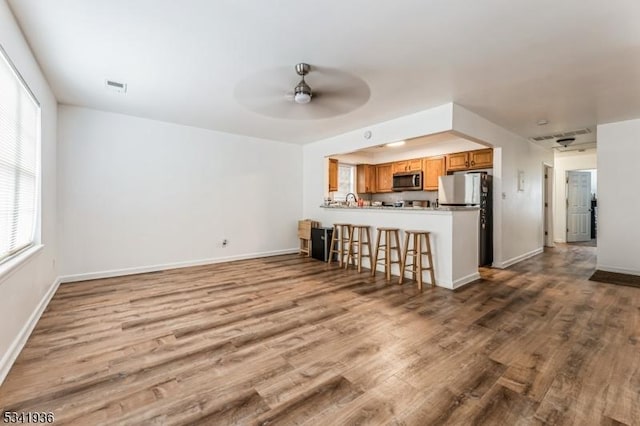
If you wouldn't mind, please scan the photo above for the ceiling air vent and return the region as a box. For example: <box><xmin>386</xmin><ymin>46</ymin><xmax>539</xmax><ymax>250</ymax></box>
<box><xmin>529</xmin><ymin>128</ymin><xmax>591</xmax><ymax>142</ymax></box>
<box><xmin>105</xmin><ymin>79</ymin><xmax>127</xmax><ymax>94</ymax></box>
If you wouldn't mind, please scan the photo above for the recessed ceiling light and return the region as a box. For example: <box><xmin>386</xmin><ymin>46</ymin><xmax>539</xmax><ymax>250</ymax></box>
<box><xmin>385</xmin><ymin>141</ymin><xmax>406</xmax><ymax>148</ymax></box>
<box><xmin>537</xmin><ymin>119</ymin><xmax>549</xmax><ymax>126</ymax></box>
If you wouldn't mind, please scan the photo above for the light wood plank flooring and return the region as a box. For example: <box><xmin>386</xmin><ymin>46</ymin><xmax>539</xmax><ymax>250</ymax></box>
<box><xmin>1</xmin><ymin>243</ymin><xmax>639</xmax><ymax>425</ymax></box>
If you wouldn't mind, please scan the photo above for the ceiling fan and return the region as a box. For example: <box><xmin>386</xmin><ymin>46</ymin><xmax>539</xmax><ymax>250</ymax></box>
<box><xmin>291</xmin><ymin>63</ymin><xmax>312</xmax><ymax>104</ymax></box>
<box><xmin>556</xmin><ymin>137</ymin><xmax>575</xmax><ymax>148</ymax></box>
<box><xmin>552</xmin><ymin>137</ymin><xmax>596</xmax><ymax>151</ymax></box>
<box><xmin>234</xmin><ymin>63</ymin><xmax>370</xmax><ymax>120</ymax></box>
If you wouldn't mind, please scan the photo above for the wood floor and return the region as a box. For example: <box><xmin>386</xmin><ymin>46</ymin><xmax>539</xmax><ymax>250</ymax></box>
<box><xmin>1</xmin><ymin>244</ymin><xmax>639</xmax><ymax>425</ymax></box>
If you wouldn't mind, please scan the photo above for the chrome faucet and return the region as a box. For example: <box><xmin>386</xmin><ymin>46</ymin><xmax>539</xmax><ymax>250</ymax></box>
<box><xmin>345</xmin><ymin>193</ymin><xmax>357</xmax><ymax>205</ymax></box>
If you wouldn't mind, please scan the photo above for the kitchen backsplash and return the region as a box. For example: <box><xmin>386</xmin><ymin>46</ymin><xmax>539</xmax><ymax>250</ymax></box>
<box><xmin>369</xmin><ymin>191</ymin><xmax>438</xmax><ymax>204</ymax></box>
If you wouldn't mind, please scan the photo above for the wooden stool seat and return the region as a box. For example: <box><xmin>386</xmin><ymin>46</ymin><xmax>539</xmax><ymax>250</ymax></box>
<box><xmin>372</xmin><ymin>227</ymin><xmax>402</xmax><ymax>281</ymax></box>
<box><xmin>399</xmin><ymin>230</ymin><xmax>436</xmax><ymax>290</ymax></box>
<box><xmin>328</xmin><ymin>224</ymin><xmax>352</xmax><ymax>267</ymax></box>
<box><xmin>345</xmin><ymin>225</ymin><xmax>373</xmax><ymax>273</ymax></box>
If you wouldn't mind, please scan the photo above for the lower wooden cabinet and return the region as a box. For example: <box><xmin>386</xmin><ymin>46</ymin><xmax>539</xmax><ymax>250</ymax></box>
<box><xmin>375</xmin><ymin>163</ymin><xmax>393</xmax><ymax>193</ymax></box>
<box><xmin>328</xmin><ymin>158</ymin><xmax>338</xmax><ymax>192</ymax></box>
<box><xmin>423</xmin><ymin>156</ymin><xmax>445</xmax><ymax>191</ymax></box>
<box><xmin>357</xmin><ymin>164</ymin><xmax>376</xmax><ymax>193</ymax></box>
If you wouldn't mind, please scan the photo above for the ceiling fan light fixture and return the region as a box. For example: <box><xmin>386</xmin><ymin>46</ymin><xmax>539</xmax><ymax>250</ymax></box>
<box><xmin>294</xmin><ymin>90</ymin><xmax>311</xmax><ymax>104</ymax></box>
<box><xmin>293</xmin><ymin>63</ymin><xmax>312</xmax><ymax>104</ymax></box>
<box><xmin>294</xmin><ymin>77</ymin><xmax>312</xmax><ymax>104</ymax></box>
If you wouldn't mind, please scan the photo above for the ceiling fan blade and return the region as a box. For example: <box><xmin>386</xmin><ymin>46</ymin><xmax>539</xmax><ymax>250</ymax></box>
<box><xmin>313</xmin><ymin>88</ymin><xmax>370</xmax><ymax>112</ymax></box>
<box><xmin>234</xmin><ymin>64</ymin><xmax>370</xmax><ymax>120</ymax></box>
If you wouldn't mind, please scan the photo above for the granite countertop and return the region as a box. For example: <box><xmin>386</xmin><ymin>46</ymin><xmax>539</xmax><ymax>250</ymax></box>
<box><xmin>319</xmin><ymin>205</ymin><xmax>479</xmax><ymax>211</ymax></box>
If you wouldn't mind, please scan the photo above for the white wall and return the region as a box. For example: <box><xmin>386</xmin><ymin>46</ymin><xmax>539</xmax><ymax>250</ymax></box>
<box><xmin>452</xmin><ymin>105</ymin><xmax>554</xmax><ymax>268</ymax></box>
<box><xmin>0</xmin><ymin>1</ymin><xmax>58</xmax><ymax>384</ymax></box>
<box><xmin>553</xmin><ymin>149</ymin><xmax>597</xmax><ymax>243</ymax></box>
<box><xmin>58</xmin><ymin>106</ymin><xmax>302</xmax><ymax>280</ymax></box>
<box><xmin>597</xmin><ymin>118</ymin><xmax>640</xmax><ymax>276</ymax></box>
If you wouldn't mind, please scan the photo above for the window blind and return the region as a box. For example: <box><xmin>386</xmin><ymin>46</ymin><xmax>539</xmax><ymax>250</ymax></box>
<box><xmin>0</xmin><ymin>47</ymin><xmax>39</xmax><ymax>263</ymax></box>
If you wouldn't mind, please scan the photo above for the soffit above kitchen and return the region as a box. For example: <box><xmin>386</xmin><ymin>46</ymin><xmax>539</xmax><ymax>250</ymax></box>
<box><xmin>7</xmin><ymin>0</ymin><xmax>640</xmax><ymax>144</ymax></box>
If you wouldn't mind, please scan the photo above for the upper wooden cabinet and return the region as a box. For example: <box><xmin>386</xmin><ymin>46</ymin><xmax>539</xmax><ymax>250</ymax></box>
<box><xmin>423</xmin><ymin>156</ymin><xmax>445</xmax><ymax>191</ymax></box>
<box><xmin>469</xmin><ymin>148</ymin><xmax>493</xmax><ymax>169</ymax></box>
<box><xmin>328</xmin><ymin>158</ymin><xmax>338</xmax><ymax>192</ymax></box>
<box><xmin>375</xmin><ymin>163</ymin><xmax>394</xmax><ymax>193</ymax></box>
<box><xmin>356</xmin><ymin>164</ymin><xmax>376</xmax><ymax>193</ymax></box>
<box><xmin>446</xmin><ymin>148</ymin><xmax>493</xmax><ymax>172</ymax></box>
<box><xmin>392</xmin><ymin>159</ymin><xmax>422</xmax><ymax>174</ymax></box>
<box><xmin>446</xmin><ymin>152</ymin><xmax>470</xmax><ymax>172</ymax></box>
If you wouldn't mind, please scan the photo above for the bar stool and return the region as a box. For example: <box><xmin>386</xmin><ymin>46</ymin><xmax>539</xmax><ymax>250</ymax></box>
<box><xmin>345</xmin><ymin>225</ymin><xmax>373</xmax><ymax>273</ymax></box>
<box><xmin>399</xmin><ymin>230</ymin><xmax>436</xmax><ymax>290</ymax></box>
<box><xmin>327</xmin><ymin>223</ymin><xmax>352</xmax><ymax>267</ymax></box>
<box><xmin>371</xmin><ymin>227</ymin><xmax>402</xmax><ymax>281</ymax></box>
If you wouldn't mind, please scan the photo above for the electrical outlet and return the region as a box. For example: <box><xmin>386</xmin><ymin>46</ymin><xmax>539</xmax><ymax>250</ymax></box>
<box><xmin>222</xmin><ymin>239</ymin><xmax>228</xmax><ymax>247</ymax></box>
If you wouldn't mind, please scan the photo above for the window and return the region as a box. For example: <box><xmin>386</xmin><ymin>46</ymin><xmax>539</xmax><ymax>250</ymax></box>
<box><xmin>333</xmin><ymin>163</ymin><xmax>356</xmax><ymax>201</ymax></box>
<box><xmin>0</xmin><ymin>46</ymin><xmax>40</xmax><ymax>264</ymax></box>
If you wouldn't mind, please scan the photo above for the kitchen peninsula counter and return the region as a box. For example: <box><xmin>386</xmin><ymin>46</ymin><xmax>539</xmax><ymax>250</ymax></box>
<box><xmin>315</xmin><ymin>205</ymin><xmax>480</xmax><ymax>290</ymax></box>
<box><xmin>320</xmin><ymin>205</ymin><xmax>479</xmax><ymax>212</ymax></box>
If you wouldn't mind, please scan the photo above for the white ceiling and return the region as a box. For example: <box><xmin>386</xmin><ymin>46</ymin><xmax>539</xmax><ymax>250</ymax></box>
<box><xmin>7</xmin><ymin>0</ymin><xmax>640</xmax><ymax>144</ymax></box>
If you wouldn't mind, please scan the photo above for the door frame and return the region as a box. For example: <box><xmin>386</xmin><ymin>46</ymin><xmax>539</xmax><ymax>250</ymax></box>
<box><xmin>543</xmin><ymin>163</ymin><xmax>554</xmax><ymax>247</ymax></box>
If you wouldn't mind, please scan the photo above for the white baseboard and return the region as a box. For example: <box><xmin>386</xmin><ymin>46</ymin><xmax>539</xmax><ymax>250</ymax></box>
<box><xmin>0</xmin><ymin>277</ymin><xmax>61</xmax><ymax>386</ymax></box>
<box><xmin>596</xmin><ymin>264</ymin><xmax>640</xmax><ymax>276</ymax></box>
<box><xmin>451</xmin><ymin>272</ymin><xmax>481</xmax><ymax>290</ymax></box>
<box><xmin>554</xmin><ymin>238</ymin><xmax>566</xmax><ymax>244</ymax></box>
<box><xmin>59</xmin><ymin>248</ymin><xmax>300</xmax><ymax>283</ymax></box>
<box><xmin>493</xmin><ymin>247</ymin><xmax>544</xmax><ymax>269</ymax></box>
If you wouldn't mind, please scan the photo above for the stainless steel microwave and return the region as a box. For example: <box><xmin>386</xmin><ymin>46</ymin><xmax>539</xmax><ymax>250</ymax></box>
<box><xmin>392</xmin><ymin>171</ymin><xmax>422</xmax><ymax>191</ymax></box>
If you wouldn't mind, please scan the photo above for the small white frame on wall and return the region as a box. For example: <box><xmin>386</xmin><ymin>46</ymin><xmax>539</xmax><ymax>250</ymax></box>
<box><xmin>517</xmin><ymin>170</ymin><xmax>525</xmax><ymax>191</ymax></box>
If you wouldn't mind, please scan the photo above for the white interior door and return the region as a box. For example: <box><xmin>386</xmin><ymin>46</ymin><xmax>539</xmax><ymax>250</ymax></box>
<box><xmin>566</xmin><ymin>171</ymin><xmax>591</xmax><ymax>242</ymax></box>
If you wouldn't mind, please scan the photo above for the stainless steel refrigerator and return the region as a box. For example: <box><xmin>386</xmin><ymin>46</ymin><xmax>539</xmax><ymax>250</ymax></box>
<box><xmin>438</xmin><ymin>173</ymin><xmax>493</xmax><ymax>266</ymax></box>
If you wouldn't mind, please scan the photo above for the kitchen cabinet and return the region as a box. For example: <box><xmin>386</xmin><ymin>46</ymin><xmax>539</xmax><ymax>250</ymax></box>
<box><xmin>446</xmin><ymin>148</ymin><xmax>493</xmax><ymax>173</ymax></box>
<box><xmin>357</xmin><ymin>164</ymin><xmax>376</xmax><ymax>193</ymax></box>
<box><xmin>469</xmin><ymin>148</ymin><xmax>493</xmax><ymax>169</ymax></box>
<box><xmin>392</xmin><ymin>159</ymin><xmax>422</xmax><ymax>174</ymax></box>
<box><xmin>423</xmin><ymin>156</ymin><xmax>445</xmax><ymax>191</ymax></box>
<box><xmin>375</xmin><ymin>163</ymin><xmax>394</xmax><ymax>193</ymax></box>
<box><xmin>328</xmin><ymin>158</ymin><xmax>338</xmax><ymax>192</ymax></box>
<box><xmin>446</xmin><ymin>152</ymin><xmax>470</xmax><ymax>172</ymax></box>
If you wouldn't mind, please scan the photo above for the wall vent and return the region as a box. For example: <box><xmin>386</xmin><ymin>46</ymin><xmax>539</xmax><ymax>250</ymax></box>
<box><xmin>530</xmin><ymin>128</ymin><xmax>591</xmax><ymax>142</ymax></box>
<box><xmin>105</xmin><ymin>79</ymin><xmax>127</xmax><ymax>93</ymax></box>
